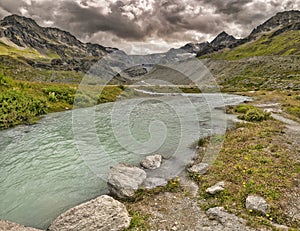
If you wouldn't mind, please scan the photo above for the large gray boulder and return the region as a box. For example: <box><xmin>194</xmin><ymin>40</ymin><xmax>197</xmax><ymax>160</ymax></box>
<box><xmin>108</xmin><ymin>163</ymin><xmax>147</xmax><ymax>199</ymax></box>
<box><xmin>246</xmin><ymin>195</ymin><xmax>270</xmax><ymax>215</ymax></box>
<box><xmin>48</xmin><ymin>195</ymin><xmax>131</xmax><ymax>231</ymax></box>
<box><xmin>0</xmin><ymin>220</ymin><xmax>42</xmax><ymax>231</ymax></box>
<box><xmin>140</xmin><ymin>155</ymin><xmax>162</xmax><ymax>170</ymax></box>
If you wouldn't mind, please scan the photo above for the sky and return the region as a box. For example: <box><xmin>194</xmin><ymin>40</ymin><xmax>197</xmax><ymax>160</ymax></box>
<box><xmin>0</xmin><ymin>0</ymin><xmax>299</xmax><ymax>54</ymax></box>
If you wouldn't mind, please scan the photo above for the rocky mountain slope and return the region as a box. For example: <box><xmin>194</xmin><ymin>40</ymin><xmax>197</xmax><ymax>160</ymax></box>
<box><xmin>0</xmin><ymin>10</ymin><xmax>300</xmax><ymax>87</ymax></box>
<box><xmin>196</xmin><ymin>10</ymin><xmax>300</xmax><ymax>58</ymax></box>
<box><xmin>180</xmin><ymin>31</ymin><xmax>238</xmax><ymax>55</ymax></box>
<box><xmin>177</xmin><ymin>10</ymin><xmax>300</xmax><ymax>58</ymax></box>
<box><xmin>246</xmin><ymin>10</ymin><xmax>300</xmax><ymax>41</ymax></box>
<box><xmin>0</xmin><ymin>15</ymin><xmax>118</xmax><ymax>72</ymax></box>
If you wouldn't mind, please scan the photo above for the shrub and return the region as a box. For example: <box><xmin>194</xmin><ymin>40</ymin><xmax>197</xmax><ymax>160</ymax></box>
<box><xmin>288</xmin><ymin>107</ymin><xmax>300</xmax><ymax>118</ymax></box>
<box><xmin>42</xmin><ymin>86</ymin><xmax>75</xmax><ymax>104</ymax></box>
<box><xmin>234</xmin><ymin>104</ymin><xmax>270</xmax><ymax>122</ymax></box>
<box><xmin>74</xmin><ymin>94</ymin><xmax>93</xmax><ymax>107</ymax></box>
<box><xmin>234</xmin><ymin>104</ymin><xmax>256</xmax><ymax>113</ymax></box>
<box><xmin>238</xmin><ymin>108</ymin><xmax>270</xmax><ymax>122</ymax></box>
<box><xmin>0</xmin><ymin>90</ymin><xmax>47</xmax><ymax>129</ymax></box>
<box><xmin>0</xmin><ymin>73</ymin><xmax>11</xmax><ymax>87</ymax></box>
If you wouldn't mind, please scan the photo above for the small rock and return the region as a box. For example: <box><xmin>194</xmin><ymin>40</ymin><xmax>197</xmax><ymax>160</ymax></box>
<box><xmin>140</xmin><ymin>155</ymin><xmax>162</xmax><ymax>169</ymax></box>
<box><xmin>246</xmin><ymin>195</ymin><xmax>270</xmax><ymax>215</ymax></box>
<box><xmin>272</xmin><ymin>223</ymin><xmax>289</xmax><ymax>231</ymax></box>
<box><xmin>108</xmin><ymin>163</ymin><xmax>146</xmax><ymax>199</ymax></box>
<box><xmin>0</xmin><ymin>220</ymin><xmax>42</xmax><ymax>231</ymax></box>
<box><xmin>171</xmin><ymin>225</ymin><xmax>178</xmax><ymax>231</ymax></box>
<box><xmin>48</xmin><ymin>195</ymin><xmax>131</xmax><ymax>231</ymax></box>
<box><xmin>206</xmin><ymin>181</ymin><xmax>225</xmax><ymax>195</ymax></box>
<box><xmin>143</xmin><ymin>177</ymin><xmax>168</xmax><ymax>189</ymax></box>
<box><xmin>206</xmin><ymin>207</ymin><xmax>254</xmax><ymax>230</ymax></box>
<box><xmin>187</xmin><ymin>162</ymin><xmax>209</xmax><ymax>174</ymax></box>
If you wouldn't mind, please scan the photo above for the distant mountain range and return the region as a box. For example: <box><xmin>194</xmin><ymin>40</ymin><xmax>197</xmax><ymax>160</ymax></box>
<box><xmin>178</xmin><ymin>10</ymin><xmax>300</xmax><ymax>57</ymax></box>
<box><xmin>0</xmin><ymin>10</ymin><xmax>299</xmax><ymax>80</ymax></box>
<box><xmin>179</xmin><ymin>31</ymin><xmax>238</xmax><ymax>56</ymax></box>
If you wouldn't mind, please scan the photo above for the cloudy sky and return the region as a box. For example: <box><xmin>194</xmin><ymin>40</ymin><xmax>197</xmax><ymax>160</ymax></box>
<box><xmin>0</xmin><ymin>0</ymin><xmax>299</xmax><ymax>54</ymax></box>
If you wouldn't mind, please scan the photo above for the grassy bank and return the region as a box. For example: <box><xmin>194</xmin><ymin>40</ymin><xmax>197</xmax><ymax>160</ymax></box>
<box><xmin>0</xmin><ymin>74</ymin><xmax>123</xmax><ymax>129</ymax></box>
<box><xmin>124</xmin><ymin>98</ymin><xmax>300</xmax><ymax>230</ymax></box>
<box><xmin>196</xmin><ymin>119</ymin><xmax>299</xmax><ymax>229</ymax></box>
<box><xmin>237</xmin><ymin>90</ymin><xmax>300</xmax><ymax>123</ymax></box>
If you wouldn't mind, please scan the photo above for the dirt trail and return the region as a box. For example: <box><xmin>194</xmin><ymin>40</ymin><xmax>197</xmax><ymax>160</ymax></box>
<box><xmin>272</xmin><ymin>113</ymin><xmax>300</xmax><ymax>223</ymax></box>
<box><xmin>271</xmin><ymin>113</ymin><xmax>300</xmax><ymax>132</ymax></box>
<box><xmin>257</xmin><ymin>104</ymin><xmax>300</xmax><ymax>224</ymax></box>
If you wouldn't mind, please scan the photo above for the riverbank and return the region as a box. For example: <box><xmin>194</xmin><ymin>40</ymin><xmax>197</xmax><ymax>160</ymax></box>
<box><xmin>1</xmin><ymin>85</ymin><xmax>299</xmax><ymax>230</ymax></box>
<box><xmin>123</xmin><ymin>94</ymin><xmax>300</xmax><ymax>230</ymax></box>
<box><xmin>0</xmin><ymin>74</ymin><xmax>123</xmax><ymax>129</ymax></box>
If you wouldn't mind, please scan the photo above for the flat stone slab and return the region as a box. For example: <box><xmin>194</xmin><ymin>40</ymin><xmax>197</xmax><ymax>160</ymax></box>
<box><xmin>49</xmin><ymin>195</ymin><xmax>131</xmax><ymax>231</ymax></box>
<box><xmin>143</xmin><ymin>177</ymin><xmax>168</xmax><ymax>189</ymax></box>
<box><xmin>0</xmin><ymin>220</ymin><xmax>42</xmax><ymax>231</ymax></box>
<box><xmin>108</xmin><ymin>163</ymin><xmax>147</xmax><ymax>199</ymax></box>
<box><xmin>187</xmin><ymin>162</ymin><xmax>209</xmax><ymax>174</ymax></box>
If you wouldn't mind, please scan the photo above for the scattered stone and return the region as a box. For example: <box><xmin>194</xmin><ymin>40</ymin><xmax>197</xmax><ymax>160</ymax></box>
<box><xmin>187</xmin><ymin>162</ymin><xmax>209</xmax><ymax>174</ymax></box>
<box><xmin>49</xmin><ymin>195</ymin><xmax>131</xmax><ymax>231</ymax></box>
<box><xmin>272</xmin><ymin>223</ymin><xmax>289</xmax><ymax>231</ymax></box>
<box><xmin>206</xmin><ymin>207</ymin><xmax>254</xmax><ymax>231</ymax></box>
<box><xmin>143</xmin><ymin>177</ymin><xmax>168</xmax><ymax>189</ymax></box>
<box><xmin>108</xmin><ymin>163</ymin><xmax>147</xmax><ymax>199</ymax></box>
<box><xmin>0</xmin><ymin>220</ymin><xmax>42</xmax><ymax>231</ymax></box>
<box><xmin>206</xmin><ymin>181</ymin><xmax>225</xmax><ymax>195</ymax></box>
<box><xmin>246</xmin><ymin>195</ymin><xmax>270</xmax><ymax>215</ymax></box>
<box><xmin>140</xmin><ymin>155</ymin><xmax>162</xmax><ymax>170</ymax></box>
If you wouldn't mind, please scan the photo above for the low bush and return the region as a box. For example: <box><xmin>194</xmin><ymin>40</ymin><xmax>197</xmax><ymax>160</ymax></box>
<box><xmin>0</xmin><ymin>90</ymin><xmax>47</xmax><ymax>128</ymax></box>
<box><xmin>288</xmin><ymin>107</ymin><xmax>300</xmax><ymax>118</ymax></box>
<box><xmin>235</xmin><ymin>104</ymin><xmax>270</xmax><ymax>122</ymax></box>
<box><xmin>234</xmin><ymin>104</ymin><xmax>256</xmax><ymax>113</ymax></box>
<box><xmin>42</xmin><ymin>86</ymin><xmax>76</xmax><ymax>104</ymax></box>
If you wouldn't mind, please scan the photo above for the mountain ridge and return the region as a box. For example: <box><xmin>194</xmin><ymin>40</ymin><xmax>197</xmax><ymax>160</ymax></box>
<box><xmin>0</xmin><ymin>14</ymin><xmax>119</xmax><ymax>72</ymax></box>
<box><xmin>177</xmin><ymin>10</ymin><xmax>300</xmax><ymax>57</ymax></box>
<box><xmin>0</xmin><ymin>14</ymin><xmax>118</xmax><ymax>57</ymax></box>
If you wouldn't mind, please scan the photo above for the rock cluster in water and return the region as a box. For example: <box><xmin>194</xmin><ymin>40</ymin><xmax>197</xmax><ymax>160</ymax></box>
<box><xmin>1</xmin><ymin>153</ymin><xmax>274</xmax><ymax>231</ymax></box>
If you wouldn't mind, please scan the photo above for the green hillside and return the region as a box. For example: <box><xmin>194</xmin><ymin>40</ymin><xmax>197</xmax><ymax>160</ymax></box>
<box><xmin>0</xmin><ymin>41</ymin><xmax>47</xmax><ymax>59</ymax></box>
<box><xmin>205</xmin><ymin>30</ymin><xmax>300</xmax><ymax>60</ymax></box>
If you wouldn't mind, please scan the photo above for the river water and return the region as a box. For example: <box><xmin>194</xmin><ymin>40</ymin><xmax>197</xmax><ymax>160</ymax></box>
<box><xmin>0</xmin><ymin>93</ymin><xmax>250</xmax><ymax>229</ymax></box>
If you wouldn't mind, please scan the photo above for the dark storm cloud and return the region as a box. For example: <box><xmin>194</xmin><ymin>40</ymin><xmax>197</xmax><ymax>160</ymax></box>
<box><xmin>0</xmin><ymin>0</ymin><xmax>299</xmax><ymax>53</ymax></box>
<box><xmin>54</xmin><ymin>1</ymin><xmax>147</xmax><ymax>40</ymax></box>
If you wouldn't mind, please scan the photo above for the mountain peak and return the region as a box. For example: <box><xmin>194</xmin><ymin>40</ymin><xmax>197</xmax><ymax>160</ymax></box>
<box><xmin>211</xmin><ymin>31</ymin><xmax>237</xmax><ymax>48</ymax></box>
<box><xmin>2</xmin><ymin>14</ymin><xmax>39</xmax><ymax>27</ymax></box>
<box><xmin>218</xmin><ymin>31</ymin><xmax>229</xmax><ymax>37</ymax></box>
